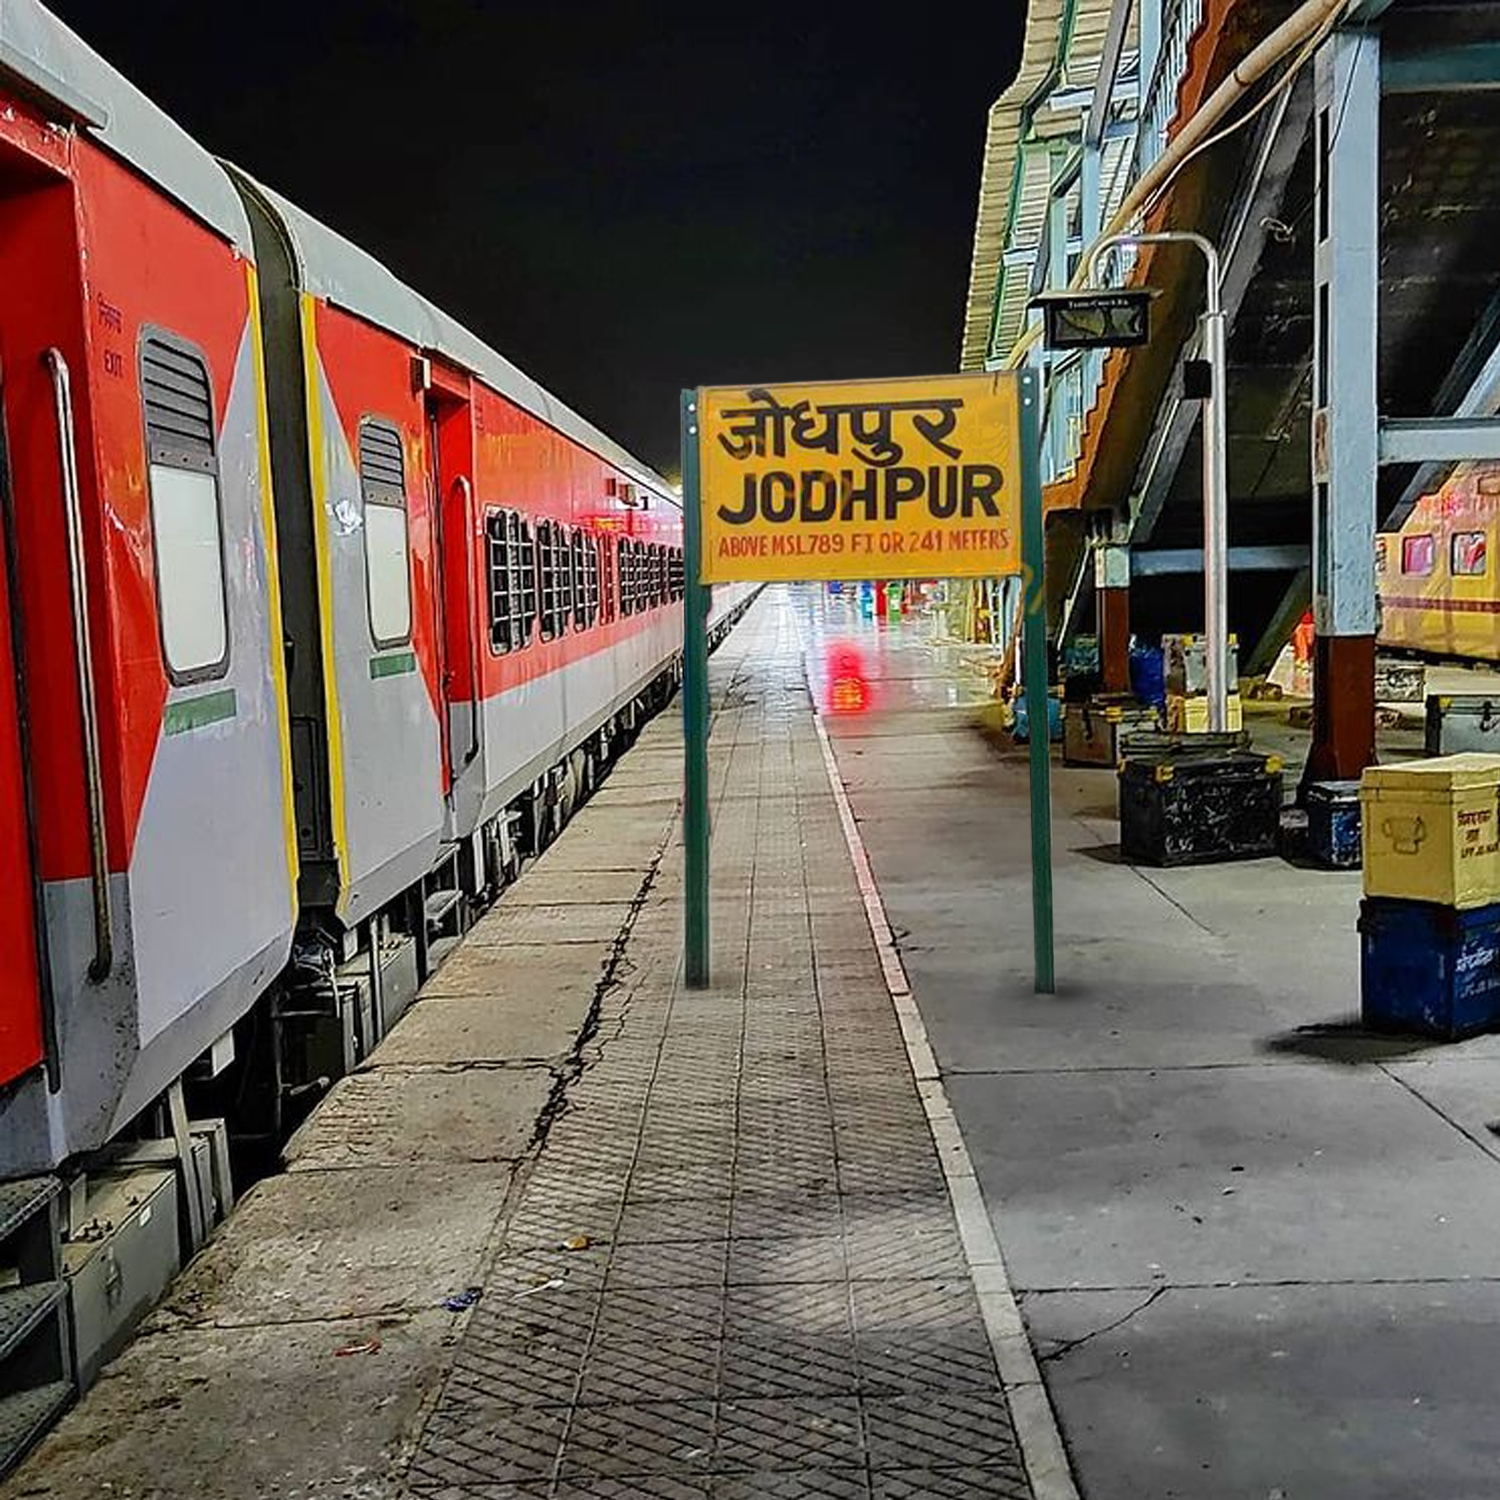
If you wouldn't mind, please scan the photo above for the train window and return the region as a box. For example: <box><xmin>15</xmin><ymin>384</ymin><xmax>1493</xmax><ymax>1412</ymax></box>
<box><xmin>652</xmin><ymin>545</ymin><xmax>665</xmax><ymax>606</ymax></box>
<box><xmin>570</xmin><ymin>531</ymin><xmax>585</xmax><ymax>630</ymax></box>
<box><xmin>579</xmin><ymin>533</ymin><xmax>600</xmax><ymax>627</ymax></box>
<box><xmin>1402</xmin><ymin>534</ymin><xmax>1436</xmax><ymax>576</ymax></box>
<box><xmin>1453</xmin><ymin>532</ymin><xmax>1489</xmax><ymax>577</ymax></box>
<box><xmin>571</xmin><ymin>529</ymin><xmax>599</xmax><ymax>630</ymax></box>
<box><xmin>141</xmin><ymin>333</ymin><xmax>229</xmax><ymax>683</ymax></box>
<box><xmin>620</xmin><ymin>541</ymin><xmax>636</xmax><ymax>617</ymax></box>
<box><xmin>486</xmin><ymin>509</ymin><xmax>537</xmax><ymax>653</ymax></box>
<box><xmin>538</xmin><ymin>522</ymin><xmax>557</xmax><ymax>640</ymax></box>
<box><xmin>561</xmin><ymin>527</ymin><xmax>575</xmax><ymax>623</ymax></box>
<box><xmin>358</xmin><ymin>418</ymin><xmax>413</xmax><ymax>647</ymax></box>
<box><xmin>538</xmin><ymin>521</ymin><xmax>573</xmax><ymax>641</ymax></box>
<box><xmin>597</xmin><ymin>536</ymin><xmax>615</xmax><ymax>624</ymax></box>
<box><xmin>670</xmin><ymin>548</ymin><xmax>684</xmax><ymax>601</ymax></box>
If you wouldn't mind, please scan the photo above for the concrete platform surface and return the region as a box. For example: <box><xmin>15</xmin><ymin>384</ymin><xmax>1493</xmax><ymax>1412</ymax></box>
<box><xmin>4</xmin><ymin>591</ymin><xmax>1039</xmax><ymax>1500</ymax></box>
<box><xmin>806</xmin><ymin>583</ymin><xmax>1500</xmax><ymax>1500</ymax></box>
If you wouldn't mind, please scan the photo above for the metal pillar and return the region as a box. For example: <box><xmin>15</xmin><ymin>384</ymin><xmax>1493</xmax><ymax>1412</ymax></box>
<box><xmin>1095</xmin><ymin>544</ymin><xmax>1132</xmax><ymax>693</ymax></box>
<box><xmin>1139</xmin><ymin>0</ymin><xmax>1163</xmax><ymax>101</ymax></box>
<box><xmin>1308</xmin><ymin>27</ymin><xmax>1380</xmax><ymax>782</ymax></box>
<box><xmin>1088</xmin><ymin>231</ymin><xmax>1228</xmax><ymax>729</ymax></box>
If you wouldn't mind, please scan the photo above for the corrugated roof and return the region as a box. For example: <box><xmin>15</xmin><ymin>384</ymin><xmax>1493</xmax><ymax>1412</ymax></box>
<box><xmin>960</xmin><ymin>0</ymin><xmax>1135</xmax><ymax>371</ymax></box>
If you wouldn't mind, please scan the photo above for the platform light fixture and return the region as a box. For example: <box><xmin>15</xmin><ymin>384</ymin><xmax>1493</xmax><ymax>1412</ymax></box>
<box><xmin>1030</xmin><ymin>288</ymin><xmax>1155</xmax><ymax>351</ymax></box>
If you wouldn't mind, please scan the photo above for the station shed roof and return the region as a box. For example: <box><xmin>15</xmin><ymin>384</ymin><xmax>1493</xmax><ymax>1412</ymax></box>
<box><xmin>961</xmin><ymin>0</ymin><xmax>1139</xmax><ymax>372</ymax></box>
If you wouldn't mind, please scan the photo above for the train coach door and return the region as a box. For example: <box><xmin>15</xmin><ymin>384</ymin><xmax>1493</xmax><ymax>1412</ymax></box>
<box><xmin>423</xmin><ymin>371</ymin><xmax>479</xmax><ymax>792</ymax></box>
<box><xmin>0</xmin><ymin>368</ymin><xmax>48</xmax><ymax>1087</ymax></box>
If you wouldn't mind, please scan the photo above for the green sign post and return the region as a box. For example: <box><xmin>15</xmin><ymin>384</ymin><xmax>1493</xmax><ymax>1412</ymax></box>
<box><xmin>1017</xmin><ymin>368</ymin><xmax>1055</xmax><ymax>993</ymax></box>
<box><xmin>680</xmin><ymin>390</ymin><xmax>711</xmax><ymax>988</ymax></box>
<box><xmin>679</xmin><ymin>371</ymin><xmax>1054</xmax><ymax>994</ymax></box>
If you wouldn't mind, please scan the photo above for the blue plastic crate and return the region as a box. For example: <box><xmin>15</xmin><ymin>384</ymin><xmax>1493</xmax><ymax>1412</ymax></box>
<box><xmin>1129</xmin><ymin>645</ymin><xmax>1166</xmax><ymax>710</ymax></box>
<box><xmin>1360</xmin><ymin>897</ymin><xmax>1500</xmax><ymax>1039</ymax></box>
<box><xmin>1012</xmin><ymin>694</ymin><xmax>1063</xmax><ymax>744</ymax></box>
<box><xmin>1307</xmin><ymin>779</ymin><xmax>1362</xmax><ymax>869</ymax></box>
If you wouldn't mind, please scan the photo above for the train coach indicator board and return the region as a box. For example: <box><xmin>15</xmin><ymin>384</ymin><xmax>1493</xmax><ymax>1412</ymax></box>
<box><xmin>680</xmin><ymin>370</ymin><xmax>1054</xmax><ymax>996</ymax></box>
<box><xmin>698</xmin><ymin>373</ymin><xmax>1022</xmax><ymax>583</ymax></box>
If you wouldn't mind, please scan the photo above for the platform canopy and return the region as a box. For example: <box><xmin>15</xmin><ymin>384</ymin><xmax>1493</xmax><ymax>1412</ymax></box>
<box><xmin>961</xmin><ymin>0</ymin><xmax>1140</xmax><ymax>372</ymax></box>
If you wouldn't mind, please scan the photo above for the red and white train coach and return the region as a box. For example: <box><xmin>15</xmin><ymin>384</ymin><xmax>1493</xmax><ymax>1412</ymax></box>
<box><xmin>0</xmin><ymin>0</ymin><xmax>755</xmax><ymax>1200</ymax></box>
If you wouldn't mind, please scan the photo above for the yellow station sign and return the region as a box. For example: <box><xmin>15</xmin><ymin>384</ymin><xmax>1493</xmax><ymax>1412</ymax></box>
<box><xmin>697</xmin><ymin>372</ymin><xmax>1022</xmax><ymax>583</ymax></box>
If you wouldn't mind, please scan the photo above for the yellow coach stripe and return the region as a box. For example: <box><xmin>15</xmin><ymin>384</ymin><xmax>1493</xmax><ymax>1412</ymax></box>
<box><xmin>299</xmin><ymin>293</ymin><xmax>352</xmax><ymax>913</ymax></box>
<box><xmin>246</xmin><ymin>264</ymin><xmax>300</xmax><ymax>904</ymax></box>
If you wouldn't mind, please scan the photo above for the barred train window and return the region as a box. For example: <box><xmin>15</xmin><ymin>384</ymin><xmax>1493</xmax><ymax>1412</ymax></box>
<box><xmin>559</xmin><ymin>527</ymin><xmax>575</xmax><ymax>625</ymax></box>
<box><xmin>1453</xmin><ymin>532</ymin><xmax>1489</xmax><ymax>577</ymax></box>
<box><xmin>538</xmin><ymin>521</ymin><xmax>574</xmax><ymax>641</ymax></box>
<box><xmin>570</xmin><ymin>531</ymin><xmax>586</xmax><ymax>630</ymax></box>
<box><xmin>670</xmin><ymin>547</ymin><xmax>684</xmax><ymax>601</ymax></box>
<box><xmin>486</xmin><ymin>509</ymin><xmax>537</xmax><ymax>653</ymax></box>
<box><xmin>141</xmin><ymin>334</ymin><xmax>229</xmax><ymax>682</ymax></box>
<box><xmin>620</xmin><ymin>541</ymin><xmax>635</xmax><ymax>617</ymax></box>
<box><xmin>572</xmin><ymin>531</ymin><xmax>600</xmax><ymax>629</ymax></box>
<box><xmin>358</xmin><ymin>419</ymin><xmax>413</xmax><ymax>647</ymax></box>
<box><xmin>600</xmin><ymin>536</ymin><xmax>617</xmax><ymax>623</ymax></box>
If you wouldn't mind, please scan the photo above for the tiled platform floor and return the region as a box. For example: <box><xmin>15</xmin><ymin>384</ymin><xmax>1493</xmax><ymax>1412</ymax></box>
<box><xmin>405</xmin><ymin>597</ymin><xmax>1034</xmax><ymax>1499</ymax></box>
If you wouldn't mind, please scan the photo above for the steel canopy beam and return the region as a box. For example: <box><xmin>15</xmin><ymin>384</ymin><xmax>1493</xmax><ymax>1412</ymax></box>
<box><xmin>1132</xmin><ymin>545</ymin><xmax>1310</xmax><ymax>576</ymax></box>
<box><xmin>1383</xmin><ymin>44</ymin><xmax>1500</xmax><ymax>95</ymax></box>
<box><xmin>1087</xmin><ymin>0</ymin><xmax>1138</xmax><ymax>149</ymax></box>
<box><xmin>1379</xmin><ymin>417</ymin><xmax>1500</xmax><ymax>465</ymax></box>
<box><xmin>1386</xmin><ymin>298</ymin><xmax>1500</xmax><ymax>529</ymax></box>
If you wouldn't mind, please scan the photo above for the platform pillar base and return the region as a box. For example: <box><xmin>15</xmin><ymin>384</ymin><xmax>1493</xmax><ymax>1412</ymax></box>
<box><xmin>1303</xmin><ymin>633</ymin><xmax>1376</xmax><ymax>791</ymax></box>
<box><xmin>1099</xmin><ymin>586</ymin><xmax>1131</xmax><ymax>694</ymax></box>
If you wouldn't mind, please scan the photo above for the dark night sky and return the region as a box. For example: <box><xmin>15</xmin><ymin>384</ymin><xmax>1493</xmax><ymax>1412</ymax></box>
<box><xmin>51</xmin><ymin>3</ymin><xmax>1024</xmax><ymax>474</ymax></box>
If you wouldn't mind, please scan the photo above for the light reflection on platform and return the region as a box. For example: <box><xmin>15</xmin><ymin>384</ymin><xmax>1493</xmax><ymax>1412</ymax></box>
<box><xmin>789</xmin><ymin>581</ymin><xmax>997</xmax><ymax>716</ymax></box>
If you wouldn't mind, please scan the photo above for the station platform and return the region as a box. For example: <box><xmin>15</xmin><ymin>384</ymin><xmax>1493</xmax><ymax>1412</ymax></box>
<box><xmin>3</xmin><ymin>589</ymin><xmax>1045</xmax><ymax>1500</ymax></box>
<box><xmin>11</xmin><ymin>584</ymin><xmax>1500</xmax><ymax>1500</ymax></box>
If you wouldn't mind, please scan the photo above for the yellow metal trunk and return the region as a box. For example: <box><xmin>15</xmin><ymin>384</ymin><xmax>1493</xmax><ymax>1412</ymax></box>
<box><xmin>1360</xmin><ymin>754</ymin><xmax>1500</xmax><ymax>909</ymax></box>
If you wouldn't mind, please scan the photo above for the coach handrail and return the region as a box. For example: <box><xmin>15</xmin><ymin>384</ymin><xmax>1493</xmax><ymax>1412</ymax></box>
<box><xmin>454</xmin><ymin>475</ymin><xmax>481</xmax><ymax>768</ymax></box>
<box><xmin>44</xmin><ymin>348</ymin><xmax>112</xmax><ymax>981</ymax></box>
